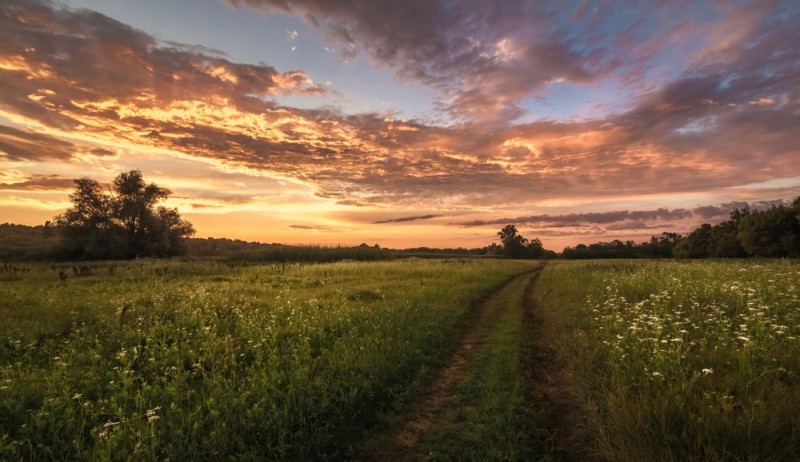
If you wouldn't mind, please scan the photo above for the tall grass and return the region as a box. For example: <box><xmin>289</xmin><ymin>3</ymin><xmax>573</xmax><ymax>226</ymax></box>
<box><xmin>539</xmin><ymin>260</ymin><xmax>800</xmax><ymax>461</ymax></box>
<box><xmin>0</xmin><ymin>258</ymin><xmax>534</xmax><ymax>460</ymax></box>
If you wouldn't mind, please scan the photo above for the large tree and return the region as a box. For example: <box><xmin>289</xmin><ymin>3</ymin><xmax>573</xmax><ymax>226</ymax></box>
<box><xmin>54</xmin><ymin>170</ymin><xmax>194</xmax><ymax>259</ymax></box>
<box><xmin>497</xmin><ymin>224</ymin><xmax>546</xmax><ymax>259</ymax></box>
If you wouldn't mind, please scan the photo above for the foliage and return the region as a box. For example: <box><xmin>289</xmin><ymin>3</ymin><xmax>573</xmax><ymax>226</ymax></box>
<box><xmin>538</xmin><ymin>260</ymin><xmax>800</xmax><ymax>461</ymax></box>
<box><xmin>53</xmin><ymin>170</ymin><xmax>195</xmax><ymax>259</ymax></box>
<box><xmin>0</xmin><ymin>223</ymin><xmax>61</xmax><ymax>261</ymax></box>
<box><xmin>562</xmin><ymin>196</ymin><xmax>799</xmax><ymax>259</ymax></box>
<box><xmin>0</xmin><ymin>259</ymin><xmax>533</xmax><ymax>460</ymax></box>
<box><xmin>497</xmin><ymin>225</ymin><xmax>549</xmax><ymax>259</ymax></box>
<box><xmin>738</xmin><ymin>202</ymin><xmax>800</xmax><ymax>257</ymax></box>
<box><xmin>562</xmin><ymin>233</ymin><xmax>682</xmax><ymax>259</ymax></box>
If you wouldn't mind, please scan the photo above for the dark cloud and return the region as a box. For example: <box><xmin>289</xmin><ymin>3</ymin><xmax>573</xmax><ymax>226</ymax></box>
<box><xmin>0</xmin><ymin>125</ymin><xmax>74</xmax><ymax>161</ymax></box>
<box><xmin>455</xmin><ymin>196</ymin><xmax>800</xmax><ymax>241</ymax></box>
<box><xmin>373</xmin><ymin>214</ymin><xmax>442</xmax><ymax>224</ymax></box>
<box><xmin>693</xmin><ymin>200</ymin><xmax>789</xmax><ymax>220</ymax></box>
<box><xmin>605</xmin><ymin>222</ymin><xmax>672</xmax><ymax>231</ymax></box>
<box><xmin>288</xmin><ymin>224</ymin><xmax>329</xmax><ymax>230</ymax></box>
<box><xmin>0</xmin><ymin>173</ymin><xmax>74</xmax><ymax>190</ymax></box>
<box><xmin>457</xmin><ymin>208</ymin><xmax>693</xmax><ymax>227</ymax></box>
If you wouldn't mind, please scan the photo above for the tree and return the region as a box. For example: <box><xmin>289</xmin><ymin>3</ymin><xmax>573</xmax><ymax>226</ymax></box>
<box><xmin>707</xmin><ymin>207</ymin><xmax>749</xmax><ymax>258</ymax></box>
<box><xmin>54</xmin><ymin>170</ymin><xmax>194</xmax><ymax>259</ymax></box>
<box><xmin>738</xmin><ymin>204</ymin><xmax>800</xmax><ymax>258</ymax></box>
<box><xmin>498</xmin><ymin>224</ymin><xmax>528</xmax><ymax>258</ymax></box>
<box><xmin>526</xmin><ymin>237</ymin><xmax>546</xmax><ymax>258</ymax></box>
<box><xmin>497</xmin><ymin>224</ymin><xmax>548</xmax><ymax>259</ymax></box>
<box><xmin>673</xmin><ymin>223</ymin><xmax>712</xmax><ymax>258</ymax></box>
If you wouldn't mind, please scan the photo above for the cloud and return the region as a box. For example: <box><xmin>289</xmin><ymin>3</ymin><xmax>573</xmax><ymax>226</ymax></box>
<box><xmin>454</xmin><ymin>195</ymin><xmax>800</xmax><ymax>244</ymax></box>
<box><xmin>0</xmin><ymin>124</ymin><xmax>75</xmax><ymax>161</ymax></box>
<box><xmin>457</xmin><ymin>208</ymin><xmax>693</xmax><ymax>227</ymax></box>
<box><xmin>224</xmin><ymin>0</ymin><xmax>602</xmax><ymax>124</ymax></box>
<box><xmin>1</xmin><ymin>0</ymin><xmax>799</xmax><ymax>218</ymax></box>
<box><xmin>0</xmin><ymin>173</ymin><xmax>74</xmax><ymax>191</ymax></box>
<box><xmin>222</xmin><ymin>1</ymin><xmax>796</xmax><ymax>127</ymax></box>
<box><xmin>373</xmin><ymin>214</ymin><xmax>442</xmax><ymax>224</ymax></box>
<box><xmin>0</xmin><ymin>0</ymin><xmax>325</xmax><ymax>137</ymax></box>
<box><xmin>693</xmin><ymin>200</ymin><xmax>788</xmax><ymax>220</ymax></box>
<box><xmin>288</xmin><ymin>224</ymin><xmax>329</xmax><ymax>230</ymax></box>
<box><xmin>605</xmin><ymin>222</ymin><xmax>673</xmax><ymax>231</ymax></box>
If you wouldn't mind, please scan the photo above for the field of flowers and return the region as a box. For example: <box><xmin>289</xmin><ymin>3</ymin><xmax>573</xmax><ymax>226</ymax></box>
<box><xmin>538</xmin><ymin>260</ymin><xmax>800</xmax><ymax>461</ymax></box>
<box><xmin>0</xmin><ymin>258</ymin><xmax>535</xmax><ymax>460</ymax></box>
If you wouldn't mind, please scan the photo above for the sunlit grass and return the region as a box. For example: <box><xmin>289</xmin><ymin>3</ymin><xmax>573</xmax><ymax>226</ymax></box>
<box><xmin>0</xmin><ymin>258</ymin><xmax>534</xmax><ymax>460</ymax></box>
<box><xmin>539</xmin><ymin>259</ymin><xmax>800</xmax><ymax>461</ymax></box>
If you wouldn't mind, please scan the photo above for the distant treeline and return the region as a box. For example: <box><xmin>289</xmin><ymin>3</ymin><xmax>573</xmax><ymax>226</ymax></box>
<box><xmin>0</xmin><ymin>223</ymin><xmax>61</xmax><ymax>261</ymax></box>
<box><xmin>0</xmin><ymin>225</ymin><xmax>488</xmax><ymax>263</ymax></box>
<box><xmin>562</xmin><ymin>196</ymin><xmax>800</xmax><ymax>259</ymax></box>
<box><xmin>2</xmin><ymin>196</ymin><xmax>798</xmax><ymax>262</ymax></box>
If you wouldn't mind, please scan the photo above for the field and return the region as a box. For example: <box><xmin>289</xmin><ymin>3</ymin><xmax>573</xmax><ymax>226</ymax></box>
<box><xmin>538</xmin><ymin>259</ymin><xmax>800</xmax><ymax>461</ymax></box>
<box><xmin>0</xmin><ymin>259</ymin><xmax>535</xmax><ymax>460</ymax></box>
<box><xmin>1</xmin><ymin>258</ymin><xmax>799</xmax><ymax>460</ymax></box>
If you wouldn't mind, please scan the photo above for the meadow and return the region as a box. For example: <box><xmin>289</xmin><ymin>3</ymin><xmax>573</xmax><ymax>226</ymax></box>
<box><xmin>538</xmin><ymin>259</ymin><xmax>800</xmax><ymax>461</ymax></box>
<box><xmin>2</xmin><ymin>258</ymin><xmax>799</xmax><ymax>461</ymax></box>
<box><xmin>0</xmin><ymin>259</ymin><xmax>534</xmax><ymax>460</ymax></box>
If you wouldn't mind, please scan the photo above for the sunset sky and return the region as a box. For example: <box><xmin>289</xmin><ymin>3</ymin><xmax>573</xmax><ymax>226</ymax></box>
<box><xmin>1</xmin><ymin>0</ymin><xmax>799</xmax><ymax>250</ymax></box>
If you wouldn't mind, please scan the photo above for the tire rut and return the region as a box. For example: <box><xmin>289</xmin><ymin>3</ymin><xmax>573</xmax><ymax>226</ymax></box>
<box><xmin>359</xmin><ymin>264</ymin><xmax>545</xmax><ymax>461</ymax></box>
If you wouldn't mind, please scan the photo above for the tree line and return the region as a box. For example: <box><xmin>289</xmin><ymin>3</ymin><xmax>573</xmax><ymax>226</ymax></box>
<box><xmin>560</xmin><ymin>197</ymin><xmax>800</xmax><ymax>259</ymax></box>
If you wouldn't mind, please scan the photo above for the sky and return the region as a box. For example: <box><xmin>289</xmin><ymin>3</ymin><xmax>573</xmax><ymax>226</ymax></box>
<box><xmin>1</xmin><ymin>0</ymin><xmax>799</xmax><ymax>250</ymax></box>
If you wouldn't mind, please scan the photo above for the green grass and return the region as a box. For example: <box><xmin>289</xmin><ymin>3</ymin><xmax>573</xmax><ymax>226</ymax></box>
<box><xmin>0</xmin><ymin>258</ymin><xmax>535</xmax><ymax>460</ymax></box>
<box><xmin>6</xmin><ymin>258</ymin><xmax>796</xmax><ymax>460</ymax></box>
<box><xmin>418</xmin><ymin>269</ymin><xmax>552</xmax><ymax>461</ymax></box>
<box><xmin>538</xmin><ymin>259</ymin><xmax>800</xmax><ymax>461</ymax></box>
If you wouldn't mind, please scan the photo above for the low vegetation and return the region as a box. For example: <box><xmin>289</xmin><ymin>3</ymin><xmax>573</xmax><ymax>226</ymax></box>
<box><xmin>0</xmin><ymin>259</ymin><xmax>533</xmax><ymax>460</ymax></box>
<box><xmin>538</xmin><ymin>259</ymin><xmax>800</xmax><ymax>460</ymax></box>
<box><xmin>3</xmin><ymin>256</ymin><xmax>799</xmax><ymax>460</ymax></box>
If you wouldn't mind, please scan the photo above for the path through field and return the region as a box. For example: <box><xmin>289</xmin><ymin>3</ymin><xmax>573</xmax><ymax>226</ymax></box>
<box><xmin>360</xmin><ymin>262</ymin><xmax>580</xmax><ymax>460</ymax></box>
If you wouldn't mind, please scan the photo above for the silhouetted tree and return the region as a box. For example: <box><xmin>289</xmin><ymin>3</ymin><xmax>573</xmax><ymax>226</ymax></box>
<box><xmin>497</xmin><ymin>225</ymin><xmax>549</xmax><ymax>259</ymax></box>
<box><xmin>54</xmin><ymin>170</ymin><xmax>194</xmax><ymax>259</ymax></box>
<box><xmin>526</xmin><ymin>237</ymin><xmax>546</xmax><ymax>258</ymax></box>
<box><xmin>498</xmin><ymin>224</ymin><xmax>528</xmax><ymax>258</ymax></box>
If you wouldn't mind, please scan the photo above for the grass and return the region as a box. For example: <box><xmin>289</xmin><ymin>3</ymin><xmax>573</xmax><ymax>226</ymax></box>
<box><xmin>418</xmin><ymin>269</ymin><xmax>552</xmax><ymax>461</ymax></box>
<box><xmin>0</xmin><ymin>258</ymin><xmax>534</xmax><ymax>460</ymax></box>
<box><xmin>4</xmin><ymin>258</ymin><xmax>799</xmax><ymax>460</ymax></box>
<box><xmin>538</xmin><ymin>259</ymin><xmax>800</xmax><ymax>461</ymax></box>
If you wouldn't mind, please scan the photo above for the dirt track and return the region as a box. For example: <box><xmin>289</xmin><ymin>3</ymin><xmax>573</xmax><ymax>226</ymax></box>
<box><xmin>360</xmin><ymin>264</ymin><xmax>546</xmax><ymax>461</ymax></box>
